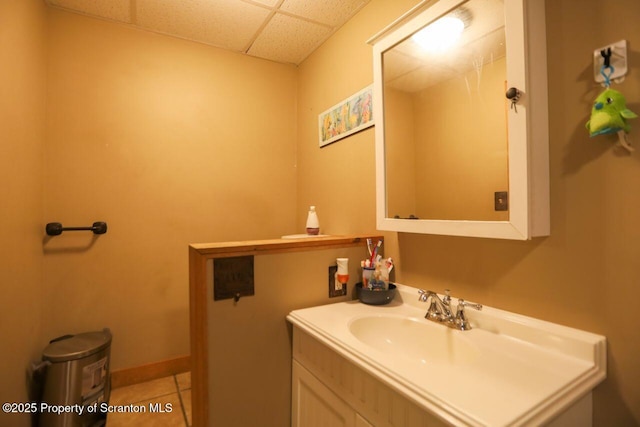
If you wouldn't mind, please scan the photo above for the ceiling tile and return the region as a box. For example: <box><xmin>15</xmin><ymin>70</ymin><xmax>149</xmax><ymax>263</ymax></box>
<box><xmin>44</xmin><ymin>0</ymin><xmax>371</xmax><ymax>64</ymax></box>
<box><xmin>248</xmin><ymin>13</ymin><xmax>332</xmax><ymax>64</ymax></box>
<box><xmin>245</xmin><ymin>0</ymin><xmax>281</xmax><ymax>7</ymax></box>
<box><xmin>136</xmin><ymin>0</ymin><xmax>271</xmax><ymax>52</ymax></box>
<box><xmin>279</xmin><ymin>0</ymin><xmax>368</xmax><ymax>26</ymax></box>
<box><xmin>45</xmin><ymin>0</ymin><xmax>131</xmax><ymax>23</ymax></box>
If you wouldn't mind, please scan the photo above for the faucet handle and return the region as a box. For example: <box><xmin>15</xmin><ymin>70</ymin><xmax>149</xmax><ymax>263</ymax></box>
<box><xmin>454</xmin><ymin>299</ymin><xmax>482</xmax><ymax>330</ymax></box>
<box><xmin>418</xmin><ymin>289</ymin><xmax>439</xmax><ymax>302</ymax></box>
<box><xmin>457</xmin><ymin>299</ymin><xmax>482</xmax><ymax>311</ymax></box>
<box><xmin>443</xmin><ymin>289</ymin><xmax>451</xmax><ymax>304</ymax></box>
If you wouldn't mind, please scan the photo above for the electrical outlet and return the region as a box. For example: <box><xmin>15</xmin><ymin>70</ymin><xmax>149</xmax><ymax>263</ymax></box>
<box><xmin>328</xmin><ymin>265</ymin><xmax>347</xmax><ymax>298</ymax></box>
<box><xmin>494</xmin><ymin>191</ymin><xmax>508</xmax><ymax>211</ymax></box>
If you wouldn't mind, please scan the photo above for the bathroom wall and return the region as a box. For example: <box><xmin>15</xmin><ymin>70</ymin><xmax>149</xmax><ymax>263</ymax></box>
<box><xmin>42</xmin><ymin>9</ymin><xmax>298</xmax><ymax>370</ymax></box>
<box><xmin>295</xmin><ymin>0</ymin><xmax>423</xmax><ymax>269</ymax></box>
<box><xmin>206</xmin><ymin>245</ymin><xmax>370</xmax><ymax>427</ymax></box>
<box><xmin>297</xmin><ymin>0</ymin><xmax>640</xmax><ymax>425</ymax></box>
<box><xmin>0</xmin><ymin>1</ymin><xmax>47</xmax><ymax>426</ymax></box>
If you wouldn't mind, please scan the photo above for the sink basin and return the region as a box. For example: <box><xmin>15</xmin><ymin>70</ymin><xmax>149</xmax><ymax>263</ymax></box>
<box><xmin>288</xmin><ymin>283</ymin><xmax>606</xmax><ymax>426</ymax></box>
<box><xmin>349</xmin><ymin>315</ymin><xmax>480</xmax><ymax>365</ymax></box>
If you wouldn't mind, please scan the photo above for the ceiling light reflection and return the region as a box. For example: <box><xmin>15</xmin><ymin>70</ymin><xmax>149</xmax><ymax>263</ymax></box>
<box><xmin>412</xmin><ymin>16</ymin><xmax>465</xmax><ymax>53</ymax></box>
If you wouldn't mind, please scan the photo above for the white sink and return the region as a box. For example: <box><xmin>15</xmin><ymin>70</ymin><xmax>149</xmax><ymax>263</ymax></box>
<box><xmin>287</xmin><ymin>283</ymin><xmax>606</xmax><ymax>426</ymax></box>
<box><xmin>349</xmin><ymin>315</ymin><xmax>480</xmax><ymax>365</ymax></box>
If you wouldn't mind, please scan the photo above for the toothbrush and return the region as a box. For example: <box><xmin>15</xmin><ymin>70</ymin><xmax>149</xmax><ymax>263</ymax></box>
<box><xmin>369</xmin><ymin>240</ymin><xmax>382</xmax><ymax>265</ymax></box>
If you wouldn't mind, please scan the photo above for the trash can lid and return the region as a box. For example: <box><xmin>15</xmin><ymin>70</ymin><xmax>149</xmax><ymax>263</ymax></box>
<box><xmin>43</xmin><ymin>329</ymin><xmax>112</xmax><ymax>362</ymax></box>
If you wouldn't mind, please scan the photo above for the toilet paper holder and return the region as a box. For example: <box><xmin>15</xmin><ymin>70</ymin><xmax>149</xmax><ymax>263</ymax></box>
<box><xmin>45</xmin><ymin>221</ymin><xmax>108</xmax><ymax>236</ymax></box>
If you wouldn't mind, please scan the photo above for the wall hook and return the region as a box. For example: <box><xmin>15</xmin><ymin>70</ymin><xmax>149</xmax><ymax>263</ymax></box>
<box><xmin>593</xmin><ymin>40</ymin><xmax>627</xmax><ymax>85</ymax></box>
<box><xmin>45</xmin><ymin>221</ymin><xmax>108</xmax><ymax>236</ymax></box>
<box><xmin>600</xmin><ymin>47</ymin><xmax>612</xmax><ymax>68</ymax></box>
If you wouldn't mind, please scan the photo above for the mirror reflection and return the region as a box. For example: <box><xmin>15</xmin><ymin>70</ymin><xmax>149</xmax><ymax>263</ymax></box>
<box><xmin>383</xmin><ymin>0</ymin><xmax>509</xmax><ymax>221</ymax></box>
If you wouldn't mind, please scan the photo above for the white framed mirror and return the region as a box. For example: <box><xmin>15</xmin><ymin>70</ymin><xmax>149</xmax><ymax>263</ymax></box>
<box><xmin>369</xmin><ymin>0</ymin><xmax>549</xmax><ymax>240</ymax></box>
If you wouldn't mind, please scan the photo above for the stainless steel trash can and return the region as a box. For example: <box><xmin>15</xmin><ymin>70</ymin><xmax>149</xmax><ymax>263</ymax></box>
<box><xmin>39</xmin><ymin>329</ymin><xmax>112</xmax><ymax>427</ymax></box>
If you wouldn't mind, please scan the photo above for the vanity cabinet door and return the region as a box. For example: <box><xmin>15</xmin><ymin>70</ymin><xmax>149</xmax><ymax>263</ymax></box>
<box><xmin>292</xmin><ymin>360</ymin><xmax>356</xmax><ymax>427</ymax></box>
<box><xmin>370</xmin><ymin>0</ymin><xmax>549</xmax><ymax>239</ymax></box>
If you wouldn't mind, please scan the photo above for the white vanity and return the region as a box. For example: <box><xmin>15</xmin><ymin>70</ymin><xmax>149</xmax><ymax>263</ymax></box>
<box><xmin>287</xmin><ymin>284</ymin><xmax>606</xmax><ymax>426</ymax></box>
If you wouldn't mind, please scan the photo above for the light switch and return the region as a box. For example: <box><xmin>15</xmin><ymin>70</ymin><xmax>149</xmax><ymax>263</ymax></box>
<box><xmin>495</xmin><ymin>191</ymin><xmax>508</xmax><ymax>211</ymax></box>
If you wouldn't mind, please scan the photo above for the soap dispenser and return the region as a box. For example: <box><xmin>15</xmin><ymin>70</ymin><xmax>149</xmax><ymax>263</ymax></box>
<box><xmin>306</xmin><ymin>206</ymin><xmax>320</xmax><ymax>235</ymax></box>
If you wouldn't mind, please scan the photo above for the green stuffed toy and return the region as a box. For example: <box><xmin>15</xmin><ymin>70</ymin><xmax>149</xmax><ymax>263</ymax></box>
<box><xmin>586</xmin><ymin>88</ymin><xmax>637</xmax><ymax>137</ymax></box>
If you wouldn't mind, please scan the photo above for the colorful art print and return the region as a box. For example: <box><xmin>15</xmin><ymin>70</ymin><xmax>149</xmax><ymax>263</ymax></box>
<box><xmin>318</xmin><ymin>85</ymin><xmax>374</xmax><ymax>147</ymax></box>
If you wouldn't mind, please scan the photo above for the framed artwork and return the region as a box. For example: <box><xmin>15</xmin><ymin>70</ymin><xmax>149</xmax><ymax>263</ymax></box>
<box><xmin>318</xmin><ymin>85</ymin><xmax>374</xmax><ymax>147</ymax></box>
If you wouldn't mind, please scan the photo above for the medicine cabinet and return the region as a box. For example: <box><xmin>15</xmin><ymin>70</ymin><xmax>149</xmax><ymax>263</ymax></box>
<box><xmin>369</xmin><ymin>0</ymin><xmax>549</xmax><ymax>239</ymax></box>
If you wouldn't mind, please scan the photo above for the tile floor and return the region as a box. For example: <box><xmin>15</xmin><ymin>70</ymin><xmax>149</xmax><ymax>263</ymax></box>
<box><xmin>106</xmin><ymin>372</ymin><xmax>191</xmax><ymax>426</ymax></box>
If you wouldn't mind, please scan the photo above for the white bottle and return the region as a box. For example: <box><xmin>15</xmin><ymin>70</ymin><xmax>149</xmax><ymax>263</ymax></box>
<box><xmin>306</xmin><ymin>206</ymin><xmax>320</xmax><ymax>235</ymax></box>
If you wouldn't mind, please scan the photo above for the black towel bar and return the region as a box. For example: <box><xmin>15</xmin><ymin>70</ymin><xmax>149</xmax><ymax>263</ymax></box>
<box><xmin>45</xmin><ymin>221</ymin><xmax>108</xmax><ymax>236</ymax></box>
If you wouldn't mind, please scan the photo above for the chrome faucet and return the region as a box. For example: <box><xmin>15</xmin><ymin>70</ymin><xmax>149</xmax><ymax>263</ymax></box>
<box><xmin>418</xmin><ymin>289</ymin><xmax>482</xmax><ymax>331</ymax></box>
<box><xmin>454</xmin><ymin>299</ymin><xmax>483</xmax><ymax>330</ymax></box>
<box><xmin>418</xmin><ymin>289</ymin><xmax>452</xmax><ymax>321</ymax></box>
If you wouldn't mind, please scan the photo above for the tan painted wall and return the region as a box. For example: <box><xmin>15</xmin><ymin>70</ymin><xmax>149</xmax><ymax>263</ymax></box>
<box><xmin>207</xmin><ymin>246</ymin><xmax>369</xmax><ymax>426</ymax></box>
<box><xmin>0</xmin><ymin>1</ymin><xmax>47</xmax><ymax>426</ymax></box>
<box><xmin>297</xmin><ymin>0</ymin><xmax>640</xmax><ymax>425</ymax></box>
<box><xmin>42</xmin><ymin>10</ymin><xmax>298</xmax><ymax>370</ymax></box>
<box><xmin>295</xmin><ymin>0</ymin><xmax>424</xmax><ymax>279</ymax></box>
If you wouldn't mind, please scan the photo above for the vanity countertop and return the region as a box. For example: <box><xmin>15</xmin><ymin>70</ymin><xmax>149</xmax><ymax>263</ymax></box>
<box><xmin>287</xmin><ymin>284</ymin><xmax>606</xmax><ymax>427</ymax></box>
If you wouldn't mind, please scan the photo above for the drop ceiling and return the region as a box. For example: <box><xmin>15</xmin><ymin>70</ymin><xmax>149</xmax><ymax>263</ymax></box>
<box><xmin>43</xmin><ymin>0</ymin><xmax>370</xmax><ymax>65</ymax></box>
